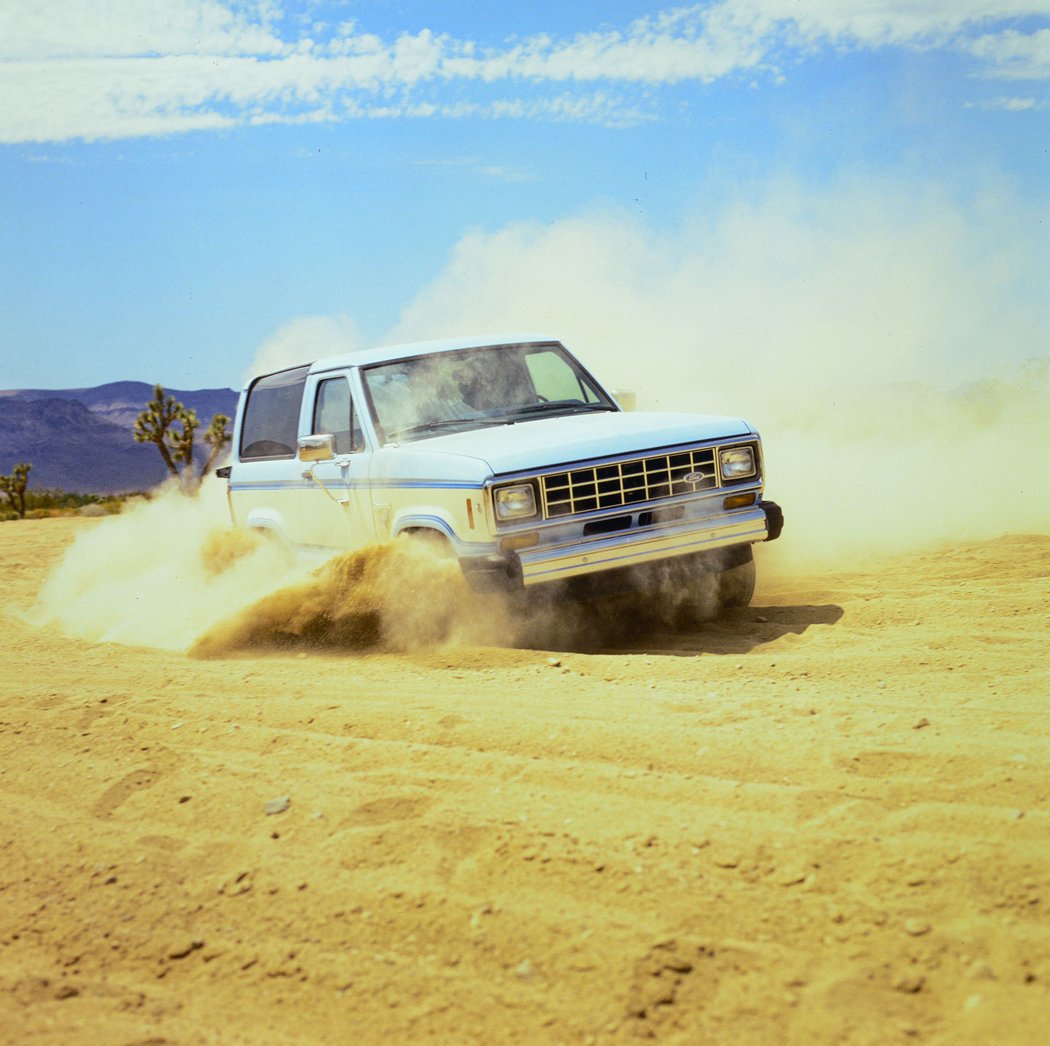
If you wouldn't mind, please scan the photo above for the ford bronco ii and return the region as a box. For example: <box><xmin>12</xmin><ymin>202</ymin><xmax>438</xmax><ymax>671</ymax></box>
<box><xmin>220</xmin><ymin>335</ymin><xmax>783</xmax><ymax>609</ymax></box>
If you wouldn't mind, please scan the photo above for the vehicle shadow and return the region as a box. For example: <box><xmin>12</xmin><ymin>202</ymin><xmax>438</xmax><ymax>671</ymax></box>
<box><xmin>510</xmin><ymin>599</ymin><xmax>845</xmax><ymax>657</ymax></box>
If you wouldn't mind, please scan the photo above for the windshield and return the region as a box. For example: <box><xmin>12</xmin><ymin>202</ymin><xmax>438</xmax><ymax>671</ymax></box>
<box><xmin>361</xmin><ymin>342</ymin><xmax>616</xmax><ymax>444</ymax></box>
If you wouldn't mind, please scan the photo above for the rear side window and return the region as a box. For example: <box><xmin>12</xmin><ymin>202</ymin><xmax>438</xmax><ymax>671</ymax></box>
<box><xmin>239</xmin><ymin>365</ymin><xmax>310</xmax><ymax>460</ymax></box>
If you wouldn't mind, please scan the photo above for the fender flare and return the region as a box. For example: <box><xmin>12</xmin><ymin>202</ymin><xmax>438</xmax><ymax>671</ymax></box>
<box><xmin>392</xmin><ymin>512</ymin><xmax>459</xmax><ymax>544</ymax></box>
<box><xmin>244</xmin><ymin>508</ymin><xmax>292</xmax><ymax>543</ymax></box>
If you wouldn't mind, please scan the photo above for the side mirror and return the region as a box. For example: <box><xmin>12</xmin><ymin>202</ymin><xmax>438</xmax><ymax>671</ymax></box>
<box><xmin>298</xmin><ymin>433</ymin><xmax>336</xmax><ymax>462</ymax></box>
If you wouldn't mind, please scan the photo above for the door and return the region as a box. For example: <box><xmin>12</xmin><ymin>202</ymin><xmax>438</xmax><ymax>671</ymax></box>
<box><xmin>296</xmin><ymin>374</ymin><xmax>374</xmax><ymax>550</ymax></box>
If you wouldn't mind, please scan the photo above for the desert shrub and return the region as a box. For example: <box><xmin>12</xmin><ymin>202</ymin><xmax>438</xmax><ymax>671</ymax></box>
<box><xmin>0</xmin><ymin>488</ymin><xmax>138</xmax><ymax>521</ymax></box>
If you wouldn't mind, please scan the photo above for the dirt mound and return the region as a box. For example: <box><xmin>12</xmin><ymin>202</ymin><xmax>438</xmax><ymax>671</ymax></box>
<box><xmin>191</xmin><ymin>539</ymin><xmax>486</xmax><ymax>656</ymax></box>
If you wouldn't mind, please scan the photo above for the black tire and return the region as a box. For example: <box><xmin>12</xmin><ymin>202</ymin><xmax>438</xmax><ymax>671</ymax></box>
<box><xmin>717</xmin><ymin>546</ymin><xmax>756</xmax><ymax>610</ymax></box>
<box><xmin>402</xmin><ymin>527</ymin><xmax>454</xmax><ymax>557</ymax></box>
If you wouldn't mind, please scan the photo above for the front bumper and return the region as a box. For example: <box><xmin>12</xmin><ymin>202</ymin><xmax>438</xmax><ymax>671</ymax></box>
<box><xmin>460</xmin><ymin>500</ymin><xmax>783</xmax><ymax>591</ymax></box>
<box><xmin>518</xmin><ymin>504</ymin><xmax>773</xmax><ymax>585</ymax></box>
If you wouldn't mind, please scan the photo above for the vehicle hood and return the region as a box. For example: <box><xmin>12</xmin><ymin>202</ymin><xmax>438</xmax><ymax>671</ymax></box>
<box><xmin>377</xmin><ymin>410</ymin><xmax>753</xmax><ymax>478</ymax></box>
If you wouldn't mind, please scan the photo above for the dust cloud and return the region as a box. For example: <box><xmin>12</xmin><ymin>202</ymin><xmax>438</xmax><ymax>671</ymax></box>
<box><xmin>245</xmin><ymin>314</ymin><xmax>365</xmax><ymax>384</ymax></box>
<box><xmin>34</xmin><ymin>175</ymin><xmax>1045</xmax><ymax>652</ymax></box>
<box><xmin>189</xmin><ymin>542</ymin><xmax>729</xmax><ymax>658</ymax></box>
<box><xmin>757</xmin><ymin>361</ymin><xmax>1050</xmax><ymax>569</ymax></box>
<box><xmin>240</xmin><ymin>177</ymin><xmax>1048</xmax><ymax>574</ymax></box>
<box><xmin>28</xmin><ymin>480</ymin><xmax>309</xmax><ymax>651</ymax></box>
<box><xmin>29</xmin><ymin>475</ymin><xmax>726</xmax><ymax>657</ymax></box>
<box><xmin>29</xmin><ymin>480</ymin><xmax>517</xmax><ymax>656</ymax></box>
<box><xmin>190</xmin><ymin>538</ymin><xmax>512</xmax><ymax>657</ymax></box>
<box><xmin>375</xmin><ymin>176</ymin><xmax>1049</xmax><ymax>569</ymax></box>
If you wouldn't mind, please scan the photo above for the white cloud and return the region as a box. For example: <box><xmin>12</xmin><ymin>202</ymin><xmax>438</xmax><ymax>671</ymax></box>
<box><xmin>757</xmin><ymin>0</ymin><xmax>1050</xmax><ymax>47</ymax></box>
<box><xmin>965</xmin><ymin>27</ymin><xmax>1050</xmax><ymax>78</ymax></box>
<box><xmin>968</xmin><ymin>94</ymin><xmax>1042</xmax><ymax>111</ymax></box>
<box><xmin>0</xmin><ymin>0</ymin><xmax>287</xmax><ymax>60</ymax></box>
<box><xmin>1</xmin><ymin>1</ymin><xmax>1049</xmax><ymax>142</ymax></box>
<box><xmin>410</xmin><ymin>156</ymin><xmax>534</xmax><ymax>182</ymax></box>
<box><xmin>447</xmin><ymin>10</ymin><xmax>770</xmax><ymax>86</ymax></box>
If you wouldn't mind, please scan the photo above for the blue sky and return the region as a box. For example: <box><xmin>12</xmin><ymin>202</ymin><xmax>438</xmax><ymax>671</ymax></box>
<box><xmin>1</xmin><ymin>1</ymin><xmax>1048</xmax><ymax>398</ymax></box>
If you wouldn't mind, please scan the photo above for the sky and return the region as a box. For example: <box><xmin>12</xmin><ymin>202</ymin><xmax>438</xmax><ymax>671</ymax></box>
<box><xmin>1</xmin><ymin>0</ymin><xmax>1048</xmax><ymax>400</ymax></box>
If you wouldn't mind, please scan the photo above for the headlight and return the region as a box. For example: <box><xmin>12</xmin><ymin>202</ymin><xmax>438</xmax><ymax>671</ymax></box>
<box><xmin>494</xmin><ymin>483</ymin><xmax>537</xmax><ymax>521</ymax></box>
<box><xmin>719</xmin><ymin>445</ymin><xmax>756</xmax><ymax>481</ymax></box>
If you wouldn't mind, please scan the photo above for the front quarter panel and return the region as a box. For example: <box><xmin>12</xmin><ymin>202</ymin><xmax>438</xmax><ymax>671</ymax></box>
<box><xmin>369</xmin><ymin>447</ymin><xmax>496</xmax><ymax>552</ymax></box>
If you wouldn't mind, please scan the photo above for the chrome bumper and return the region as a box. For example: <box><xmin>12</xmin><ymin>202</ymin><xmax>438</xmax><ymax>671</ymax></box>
<box><xmin>517</xmin><ymin>506</ymin><xmax>771</xmax><ymax>586</ymax></box>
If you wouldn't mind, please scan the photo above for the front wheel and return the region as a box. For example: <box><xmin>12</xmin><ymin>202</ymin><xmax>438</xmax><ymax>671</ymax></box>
<box><xmin>666</xmin><ymin>545</ymin><xmax>756</xmax><ymax>629</ymax></box>
<box><xmin>716</xmin><ymin>546</ymin><xmax>756</xmax><ymax>610</ymax></box>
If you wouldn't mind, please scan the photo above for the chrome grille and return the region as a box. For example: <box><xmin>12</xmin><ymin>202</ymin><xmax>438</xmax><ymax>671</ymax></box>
<box><xmin>541</xmin><ymin>447</ymin><xmax>718</xmax><ymax>519</ymax></box>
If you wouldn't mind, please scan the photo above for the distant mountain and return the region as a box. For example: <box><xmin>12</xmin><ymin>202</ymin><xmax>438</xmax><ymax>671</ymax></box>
<box><xmin>0</xmin><ymin>382</ymin><xmax>238</xmax><ymax>494</ymax></box>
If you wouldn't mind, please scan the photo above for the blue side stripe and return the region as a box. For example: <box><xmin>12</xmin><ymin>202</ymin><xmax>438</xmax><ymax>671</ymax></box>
<box><xmin>230</xmin><ymin>479</ymin><xmax>480</xmax><ymax>492</ymax></box>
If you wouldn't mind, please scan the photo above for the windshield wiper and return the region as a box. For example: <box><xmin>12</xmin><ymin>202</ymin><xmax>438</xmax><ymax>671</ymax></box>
<box><xmin>385</xmin><ymin>417</ymin><xmax>507</xmax><ymax>442</ymax></box>
<box><xmin>500</xmin><ymin>401</ymin><xmax>617</xmax><ymax>419</ymax></box>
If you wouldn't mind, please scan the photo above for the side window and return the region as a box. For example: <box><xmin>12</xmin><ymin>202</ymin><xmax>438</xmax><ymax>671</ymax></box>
<box><xmin>525</xmin><ymin>349</ymin><xmax>600</xmax><ymax>404</ymax></box>
<box><xmin>312</xmin><ymin>376</ymin><xmax>364</xmax><ymax>454</ymax></box>
<box><xmin>240</xmin><ymin>365</ymin><xmax>310</xmax><ymax>459</ymax></box>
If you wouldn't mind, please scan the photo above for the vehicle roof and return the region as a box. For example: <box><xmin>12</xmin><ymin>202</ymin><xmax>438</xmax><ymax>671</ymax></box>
<box><xmin>306</xmin><ymin>333</ymin><xmax>560</xmax><ymax>376</ymax></box>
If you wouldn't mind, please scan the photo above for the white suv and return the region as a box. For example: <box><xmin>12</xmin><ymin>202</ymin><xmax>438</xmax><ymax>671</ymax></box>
<box><xmin>220</xmin><ymin>335</ymin><xmax>783</xmax><ymax>608</ymax></box>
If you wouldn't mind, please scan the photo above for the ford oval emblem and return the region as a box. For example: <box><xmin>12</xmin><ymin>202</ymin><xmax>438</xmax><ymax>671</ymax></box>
<box><xmin>682</xmin><ymin>470</ymin><xmax>708</xmax><ymax>485</ymax></box>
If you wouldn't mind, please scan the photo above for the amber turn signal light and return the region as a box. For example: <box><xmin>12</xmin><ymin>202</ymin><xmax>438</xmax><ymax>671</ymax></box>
<box><xmin>723</xmin><ymin>492</ymin><xmax>757</xmax><ymax>510</ymax></box>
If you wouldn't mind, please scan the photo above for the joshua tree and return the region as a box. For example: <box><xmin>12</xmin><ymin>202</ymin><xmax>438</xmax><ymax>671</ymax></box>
<box><xmin>134</xmin><ymin>385</ymin><xmax>230</xmax><ymax>491</ymax></box>
<box><xmin>0</xmin><ymin>461</ymin><xmax>31</xmax><ymax>519</ymax></box>
<box><xmin>201</xmin><ymin>412</ymin><xmax>232</xmax><ymax>477</ymax></box>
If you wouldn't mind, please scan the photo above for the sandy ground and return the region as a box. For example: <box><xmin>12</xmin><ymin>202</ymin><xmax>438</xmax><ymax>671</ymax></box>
<box><xmin>1</xmin><ymin>516</ymin><xmax>1049</xmax><ymax>1044</ymax></box>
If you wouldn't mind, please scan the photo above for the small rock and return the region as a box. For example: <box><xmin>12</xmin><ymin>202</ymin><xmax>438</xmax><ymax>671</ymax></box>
<box><xmin>895</xmin><ymin>974</ymin><xmax>925</xmax><ymax>994</ymax></box>
<box><xmin>904</xmin><ymin>919</ymin><xmax>931</xmax><ymax>937</ymax></box>
<box><xmin>265</xmin><ymin>797</ymin><xmax>291</xmax><ymax>816</ymax></box>
<box><xmin>546</xmin><ymin>657</ymin><xmax>562</xmax><ymax>668</ymax></box>
<box><xmin>914</xmin><ymin>718</ymin><xmax>931</xmax><ymax>730</ymax></box>
<box><xmin>514</xmin><ymin>959</ymin><xmax>535</xmax><ymax>980</ymax></box>
<box><xmin>469</xmin><ymin>904</ymin><xmax>493</xmax><ymax>929</ymax></box>
<box><xmin>168</xmin><ymin>938</ymin><xmax>204</xmax><ymax>960</ymax></box>
<box><xmin>55</xmin><ymin>984</ymin><xmax>80</xmax><ymax>1000</ymax></box>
